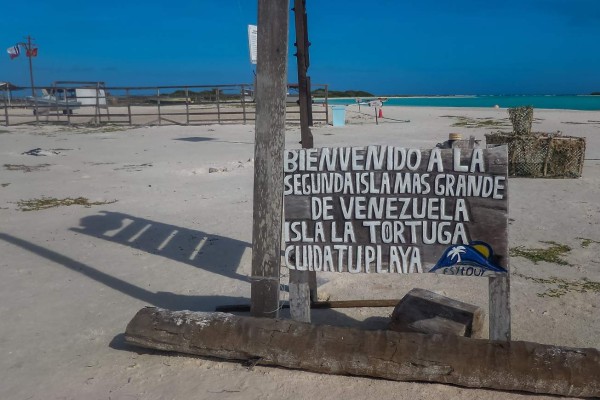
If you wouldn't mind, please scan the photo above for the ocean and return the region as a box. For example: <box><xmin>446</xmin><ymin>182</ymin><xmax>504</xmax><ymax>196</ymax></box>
<box><xmin>326</xmin><ymin>95</ymin><xmax>600</xmax><ymax>111</ymax></box>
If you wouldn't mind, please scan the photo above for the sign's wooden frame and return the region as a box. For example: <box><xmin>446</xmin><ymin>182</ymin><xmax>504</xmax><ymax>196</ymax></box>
<box><xmin>282</xmin><ymin>145</ymin><xmax>510</xmax><ymax>341</ymax></box>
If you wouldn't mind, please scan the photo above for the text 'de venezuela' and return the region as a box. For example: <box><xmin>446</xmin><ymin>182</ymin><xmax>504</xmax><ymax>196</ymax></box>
<box><xmin>283</xmin><ymin>145</ymin><xmax>509</xmax><ymax>277</ymax></box>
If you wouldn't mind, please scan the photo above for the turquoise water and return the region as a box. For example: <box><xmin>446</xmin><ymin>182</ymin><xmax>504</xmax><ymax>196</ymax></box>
<box><xmin>326</xmin><ymin>95</ymin><xmax>600</xmax><ymax>111</ymax></box>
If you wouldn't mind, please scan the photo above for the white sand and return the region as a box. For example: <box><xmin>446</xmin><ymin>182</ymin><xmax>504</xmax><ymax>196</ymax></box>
<box><xmin>0</xmin><ymin>106</ymin><xmax>599</xmax><ymax>399</ymax></box>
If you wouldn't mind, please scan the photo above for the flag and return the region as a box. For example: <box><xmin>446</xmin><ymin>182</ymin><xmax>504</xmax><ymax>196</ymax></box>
<box><xmin>26</xmin><ymin>47</ymin><xmax>38</xmax><ymax>57</ymax></box>
<box><xmin>7</xmin><ymin>45</ymin><xmax>20</xmax><ymax>60</ymax></box>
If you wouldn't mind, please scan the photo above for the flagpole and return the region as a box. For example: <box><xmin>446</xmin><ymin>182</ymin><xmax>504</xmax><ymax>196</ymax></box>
<box><xmin>21</xmin><ymin>35</ymin><xmax>38</xmax><ymax>122</ymax></box>
<box><xmin>26</xmin><ymin>36</ymin><xmax>36</xmax><ymax>99</ymax></box>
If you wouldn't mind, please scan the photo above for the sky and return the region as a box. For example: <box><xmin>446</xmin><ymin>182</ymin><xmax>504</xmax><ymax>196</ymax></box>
<box><xmin>2</xmin><ymin>0</ymin><xmax>600</xmax><ymax>95</ymax></box>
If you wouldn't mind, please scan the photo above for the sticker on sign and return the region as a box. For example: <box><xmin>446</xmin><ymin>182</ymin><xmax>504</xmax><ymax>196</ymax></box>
<box><xmin>248</xmin><ymin>24</ymin><xmax>257</xmax><ymax>65</ymax></box>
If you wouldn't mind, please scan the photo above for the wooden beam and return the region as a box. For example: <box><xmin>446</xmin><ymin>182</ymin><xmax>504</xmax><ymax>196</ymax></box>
<box><xmin>250</xmin><ymin>0</ymin><xmax>290</xmax><ymax>318</ymax></box>
<box><xmin>125</xmin><ymin>308</ymin><xmax>600</xmax><ymax>398</ymax></box>
<box><xmin>216</xmin><ymin>299</ymin><xmax>402</xmax><ymax>313</ymax></box>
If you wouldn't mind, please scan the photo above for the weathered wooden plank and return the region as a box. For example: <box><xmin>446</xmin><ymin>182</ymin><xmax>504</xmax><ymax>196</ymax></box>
<box><xmin>125</xmin><ymin>308</ymin><xmax>600</xmax><ymax>398</ymax></box>
<box><xmin>489</xmin><ymin>274</ymin><xmax>511</xmax><ymax>341</ymax></box>
<box><xmin>289</xmin><ymin>269</ymin><xmax>310</xmax><ymax>322</ymax></box>
<box><xmin>389</xmin><ymin>288</ymin><xmax>484</xmax><ymax>338</ymax></box>
<box><xmin>251</xmin><ymin>0</ymin><xmax>289</xmax><ymax>318</ymax></box>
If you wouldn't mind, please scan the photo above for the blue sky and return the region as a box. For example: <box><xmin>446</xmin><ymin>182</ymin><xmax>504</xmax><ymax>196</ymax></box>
<box><xmin>2</xmin><ymin>0</ymin><xmax>600</xmax><ymax>94</ymax></box>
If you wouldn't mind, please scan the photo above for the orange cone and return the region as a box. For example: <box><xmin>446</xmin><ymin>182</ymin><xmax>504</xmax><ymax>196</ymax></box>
<box><xmin>378</xmin><ymin>108</ymin><xmax>383</xmax><ymax>118</ymax></box>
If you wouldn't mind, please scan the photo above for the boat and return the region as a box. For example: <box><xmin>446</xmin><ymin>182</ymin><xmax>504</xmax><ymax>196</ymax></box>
<box><xmin>26</xmin><ymin>92</ymin><xmax>82</xmax><ymax>115</ymax></box>
<box><xmin>27</xmin><ymin>82</ymin><xmax>108</xmax><ymax>113</ymax></box>
<box><xmin>356</xmin><ymin>97</ymin><xmax>389</xmax><ymax>106</ymax></box>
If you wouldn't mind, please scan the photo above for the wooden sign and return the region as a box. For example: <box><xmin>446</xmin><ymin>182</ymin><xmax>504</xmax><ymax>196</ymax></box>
<box><xmin>283</xmin><ymin>146</ymin><xmax>508</xmax><ymax>277</ymax></box>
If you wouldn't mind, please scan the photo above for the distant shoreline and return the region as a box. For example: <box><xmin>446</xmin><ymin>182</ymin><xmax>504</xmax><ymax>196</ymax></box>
<box><xmin>323</xmin><ymin>94</ymin><xmax>600</xmax><ymax>111</ymax></box>
<box><xmin>325</xmin><ymin>94</ymin><xmax>600</xmax><ymax>98</ymax></box>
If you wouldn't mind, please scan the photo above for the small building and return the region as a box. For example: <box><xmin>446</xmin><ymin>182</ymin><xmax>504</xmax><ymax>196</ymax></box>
<box><xmin>0</xmin><ymin>82</ymin><xmax>23</xmax><ymax>106</ymax></box>
<box><xmin>47</xmin><ymin>81</ymin><xmax>108</xmax><ymax>107</ymax></box>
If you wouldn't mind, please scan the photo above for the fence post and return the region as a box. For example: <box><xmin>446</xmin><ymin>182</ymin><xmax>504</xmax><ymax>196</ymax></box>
<box><xmin>54</xmin><ymin>88</ymin><xmax>60</xmax><ymax>122</ymax></box>
<box><xmin>95</xmin><ymin>85</ymin><xmax>101</xmax><ymax>125</ymax></box>
<box><xmin>104</xmin><ymin>84</ymin><xmax>111</xmax><ymax>122</ymax></box>
<box><xmin>185</xmin><ymin>87</ymin><xmax>190</xmax><ymax>125</ymax></box>
<box><xmin>157</xmin><ymin>88</ymin><xmax>161</xmax><ymax>125</ymax></box>
<box><xmin>126</xmin><ymin>88</ymin><xmax>132</xmax><ymax>125</ymax></box>
<box><xmin>2</xmin><ymin>87</ymin><xmax>8</xmax><ymax>126</ymax></box>
<box><xmin>324</xmin><ymin>84</ymin><xmax>329</xmax><ymax>124</ymax></box>
<box><xmin>241</xmin><ymin>84</ymin><xmax>247</xmax><ymax>125</ymax></box>
<box><xmin>215</xmin><ymin>88</ymin><xmax>221</xmax><ymax>124</ymax></box>
<box><xmin>33</xmin><ymin>85</ymin><xmax>39</xmax><ymax>124</ymax></box>
<box><xmin>65</xmin><ymin>89</ymin><xmax>71</xmax><ymax>125</ymax></box>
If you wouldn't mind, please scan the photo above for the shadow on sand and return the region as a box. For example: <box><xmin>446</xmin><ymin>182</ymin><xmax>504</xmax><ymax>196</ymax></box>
<box><xmin>70</xmin><ymin>211</ymin><xmax>250</xmax><ymax>283</ymax></box>
<box><xmin>174</xmin><ymin>136</ymin><xmax>254</xmax><ymax>145</ymax></box>
<box><xmin>1</xmin><ymin>211</ymin><xmax>390</xmax><ymax>338</ymax></box>
<box><xmin>0</xmin><ymin>232</ymin><xmax>248</xmax><ymax>312</ymax></box>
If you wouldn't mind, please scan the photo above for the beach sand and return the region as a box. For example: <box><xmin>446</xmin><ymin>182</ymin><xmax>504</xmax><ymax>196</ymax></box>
<box><xmin>0</xmin><ymin>105</ymin><xmax>599</xmax><ymax>399</ymax></box>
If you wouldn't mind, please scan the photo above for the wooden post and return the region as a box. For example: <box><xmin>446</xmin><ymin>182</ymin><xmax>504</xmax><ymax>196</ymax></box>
<box><xmin>250</xmin><ymin>0</ymin><xmax>289</xmax><ymax>319</ymax></box>
<box><xmin>2</xmin><ymin>86</ymin><xmax>8</xmax><ymax>126</ymax></box>
<box><xmin>489</xmin><ymin>275</ymin><xmax>511</xmax><ymax>341</ymax></box>
<box><xmin>307</xmin><ymin>76</ymin><xmax>313</xmax><ymax>126</ymax></box>
<box><xmin>289</xmin><ymin>0</ymin><xmax>316</xmax><ymax>322</ymax></box>
<box><xmin>104</xmin><ymin>83</ymin><xmax>111</xmax><ymax>122</ymax></box>
<box><xmin>241</xmin><ymin>84</ymin><xmax>247</xmax><ymax>125</ymax></box>
<box><xmin>490</xmin><ymin>147</ymin><xmax>511</xmax><ymax>341</ymax></box>
<box><xmin>65</xmin><ymin>88</ymin><xmax>71</xmax><ymax>125</ymax></box>
<box><xmin>157</xmin><ymin>88</ymin><xmax>161</xmax><ymax>125</ymax></box>
<box><xmin>324</xmin><ymin>84</ymin><xmax>329</xmax><ymax>122</ymax></box>
<box><xmin>126</xmin><ymin>88</ymin><xmax>132</xmax><ymax>125</ymax></box>
<box><xmin>54</xmin><ymin>88</ymin><xmax>60</xmax><ymax>122</ymax></box>
<box><xmin>185</xmin><ymin>87</ymin><xmax>190</xmax><ymax>125</ymax></box>
<box><xmin>293</xmin><ymin>0</ymin><xmax>313</xmax><ymax>148</ymax></box>
<box><xmin>289</xmin><ymin>269</ymin><xmax>311</xmax><ymax>322</ymax></box>
<box><xmin>215</xmin><ymin>88</ymin><xmax>221</xmax><ymax>124</ymax></box>
<box><xmin>579</xmin><ymin>139</ymin><xmax>586</xmax><ymax>177</ymax></box>
<box><xmin>96</xmin><ymin>84</ymin><xmax>101</xmax><ymax>125</ymax></box>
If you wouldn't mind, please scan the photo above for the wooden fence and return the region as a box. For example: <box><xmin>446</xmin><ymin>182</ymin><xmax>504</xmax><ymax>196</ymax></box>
<box><xmin>1</xmin><ymin>83</ymin><xmax>329</xmax><ymax>127</ymax></box>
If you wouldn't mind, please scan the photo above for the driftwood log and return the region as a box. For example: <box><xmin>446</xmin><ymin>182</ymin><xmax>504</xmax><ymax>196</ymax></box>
<box><xmin>124</xmin><ymin>307</ymin><xmax>600</xmax><ymax>398</ymax></box>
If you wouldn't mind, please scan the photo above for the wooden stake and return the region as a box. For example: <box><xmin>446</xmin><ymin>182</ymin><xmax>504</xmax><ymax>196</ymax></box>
<box><xmin>290</xmin><ymin>0</ymin><xmax>316</xmax><ymax>322</ymax></box>
<box><xmin>489</xmin><ymin>275</ymin><xmax>511</xmax><ymax>341</ymax></box>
